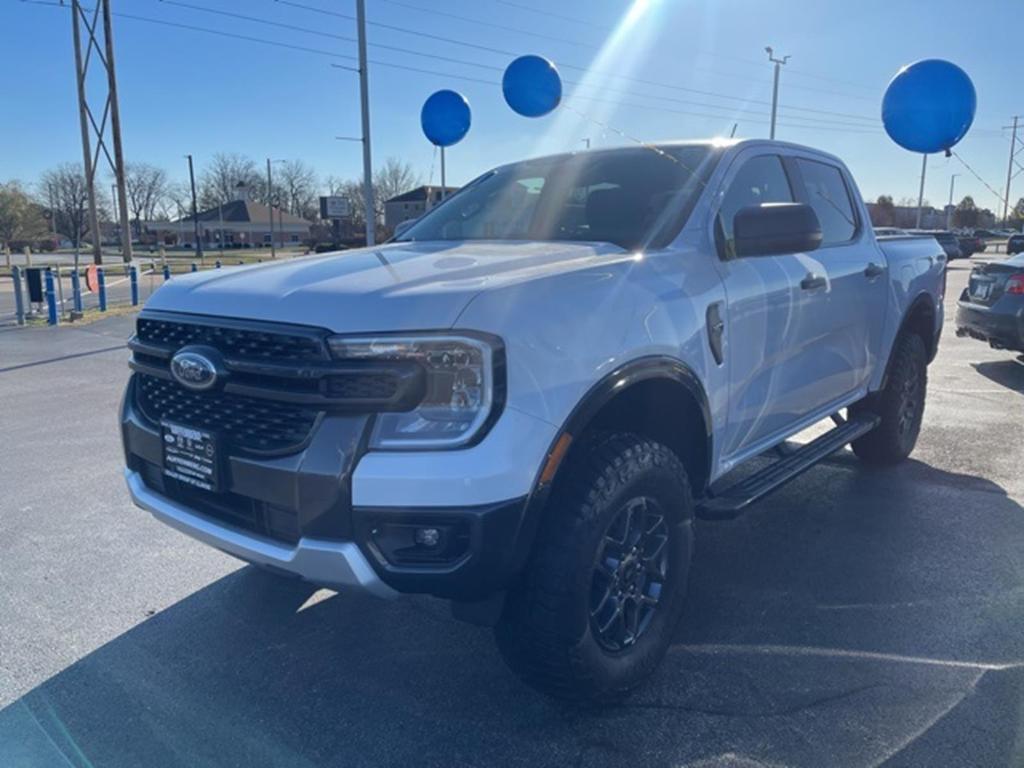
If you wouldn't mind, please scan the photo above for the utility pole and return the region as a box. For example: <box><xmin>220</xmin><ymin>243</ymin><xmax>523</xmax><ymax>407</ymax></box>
<box><xmin>947</xmin><ymin>173</ymin><xmax>960</xmax><ymax>230</ymax></box>
<box><xmin>916</xmin><ymin>154</ymin><xmax>928</xmax><ymax>229</ymax></box>
<box><xmin>266</xmin><ymin>158</ymin><xmax>277</xmax><ymax>259</ymax></box>
<box><xmin>111</xmin><ymin>183</ymin><xmax>119</xmax><ymax>245</ymax></box>
<box><xmin>70</xmin><ymin>0</ymin><xmax>103</xmax><ymax>265</ymax></box>
<box><xmin>186</xmin><ymin>154</ymin><xmax>203</xmax><ymax>262</ymax></box>
<box><xmin>356</xmin><ymin>0</ymin><xmax>375</xmax><ymax>247</ymax></box>
<box><xmin>100</xmin><ymin>0</ymin><xmax>132</xmax><ymax>264</ymax></box>
<box><xmin>1003</xmin><ymin>116</ymin><xmax>1020</xmax><ymax>224</ymax></box>
<box><xmin>765</xmin><ymin>46</ymin><xmax>790</xmax><ymax>140</ymax></box>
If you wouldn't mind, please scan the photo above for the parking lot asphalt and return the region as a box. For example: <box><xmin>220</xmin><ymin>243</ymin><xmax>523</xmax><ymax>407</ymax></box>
<box><xmin>1</xmin><ymin>260</ymin><xmax>1023</xmax><ymax>768</ymax></box>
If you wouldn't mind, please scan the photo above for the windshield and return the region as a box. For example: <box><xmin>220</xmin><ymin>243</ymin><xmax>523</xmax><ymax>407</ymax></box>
<box><xmin>396</xmin><ymin>145</ymin><xmax>718</xmax><ymax>250</ymax></box>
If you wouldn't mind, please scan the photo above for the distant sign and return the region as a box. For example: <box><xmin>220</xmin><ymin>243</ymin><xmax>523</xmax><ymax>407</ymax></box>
<box><xmin>319</xmin><ymin>196</ymin><xmax>351</xmax><ymax>219</ymax></box>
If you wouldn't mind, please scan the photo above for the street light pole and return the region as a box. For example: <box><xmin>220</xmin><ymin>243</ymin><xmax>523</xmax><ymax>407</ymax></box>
<box><xmin>947</xmin><ymin>173</ymin><xmax>960</xmax><ymax>230</ymax></box>
<box><xmin>186</xmin><ymin>154</ymin><xmax>203</xmax><ymax>262</ymax></box>
<box><xmin>356</xmin><ymin>0</ymin><xmax>375</xmax><ymax>247</ymax></box>
<box><xmin>765</xmin><ymin>46</ymin><xmax>790</xmax><ymax>141</ymax></box>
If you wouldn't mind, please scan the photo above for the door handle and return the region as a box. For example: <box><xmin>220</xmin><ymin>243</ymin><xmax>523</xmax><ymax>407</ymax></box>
<box><xmin>800</xmin><ymin>273</ymin><xmax>827</xmax><ymax>291</ymax></box>
<box><xmin>864</xmin><ymin>262</ymin><xmax>885</xmax><ymax>279</ymax></box>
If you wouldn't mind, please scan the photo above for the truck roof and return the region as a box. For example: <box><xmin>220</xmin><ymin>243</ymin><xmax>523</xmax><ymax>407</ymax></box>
<box><xmin>505</xmin><ymin>138</ymin><xmax>846</xmax><ymax>171</ymax></box>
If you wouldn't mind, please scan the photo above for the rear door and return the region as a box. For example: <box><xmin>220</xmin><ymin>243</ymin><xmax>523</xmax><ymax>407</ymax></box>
<box><xmin>788</xmin><ymin>155</ymin><xmax>887</xmax><ymax>396</ymax></box>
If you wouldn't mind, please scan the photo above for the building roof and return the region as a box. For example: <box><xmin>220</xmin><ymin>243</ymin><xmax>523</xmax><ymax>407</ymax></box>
<box><xmin>176</xmin><ymin>199</ymin><xmax>312</xmax><ymax>226</ymax></box>
<box><xmin>386</xmin><ymin>186</ymin><xmax>459</xmax><ymax>204</ymax></box>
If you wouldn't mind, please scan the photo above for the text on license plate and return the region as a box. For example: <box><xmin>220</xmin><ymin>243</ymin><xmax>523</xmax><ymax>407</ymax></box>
<box><xmin>162</xmin><ymin>421</ymin><xmax>221</xmax><ymax>492</ymax></box>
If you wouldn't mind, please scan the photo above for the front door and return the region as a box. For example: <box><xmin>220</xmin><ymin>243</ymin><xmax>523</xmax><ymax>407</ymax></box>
<box><xmin>713</xmin><ymin>151</ymin><xmax>837</xmax><ymax>461</ymax></box>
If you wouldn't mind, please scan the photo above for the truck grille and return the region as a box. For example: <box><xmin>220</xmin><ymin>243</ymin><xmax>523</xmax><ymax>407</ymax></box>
<box><xmin>136</xmin><ymin>373</ymin><xmax>319</xmax><ymax>454</ymax></box>
<box><xmin>136</xmin><ymin>317</ymin><xmax>327</xmax><ymax>362</ymax></box>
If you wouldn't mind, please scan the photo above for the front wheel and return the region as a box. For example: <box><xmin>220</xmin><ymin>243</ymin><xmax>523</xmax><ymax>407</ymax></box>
<box><xmin>850</xmin><ymin>332</ymin><xmax>928</xmax><ymax>465</ymax></box>
<box><xmin>494</xmin><ymin>433</ymin><xmax>694</xmax><ymax>702</ymax></box>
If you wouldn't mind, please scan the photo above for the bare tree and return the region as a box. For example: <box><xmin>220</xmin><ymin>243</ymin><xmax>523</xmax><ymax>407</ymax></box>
<box><xmin>122</xmin><ymin>162</ymin><xmax>168</xmax><ymax>236</ymax></box>
<box><xmin>0</xmin><ymin>181</ymin><xmax>48</xmax><ymax>249</ymax></box>
<box><xmin>39</xmin><ymin>163</ymin><xmax>103</xmax><ymax>258</ymax></box>
<box><xmin>199</xmin><ymin>153</ymin><xmax>265</xmax><ymax>208</ymax></box>
<box><xmin>276</xmin><ymin>159</ymin><xmax>319</xmax><ymax>219</ymax></box>
<box><xmin>157</xmin><ymin>180</ymin><xmax>191</xmax><ymax>221</ymax></box>
<box><xmin>373</xmin><ymin>157</ymin><xmax>421</xmax><ymax>223</ymax></box>
<box><xmin>324</xmin><ymin>174</ymin><xmax>347</xmax><ymax>196</ymax></box>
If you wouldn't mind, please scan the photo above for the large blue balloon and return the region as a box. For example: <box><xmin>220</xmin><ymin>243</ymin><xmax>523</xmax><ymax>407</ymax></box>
<box><xmin>882</xmin><ymin>59</ymin><xmax>976</xmax><ymax>154</ymax></box>
<box><xmin>503</xmin><ymin>55</ymin><xmax>562</xmax><ymax>118</ymax></box>
<box><xmin>421</xmin><ymin>90</ymin><xmax>471</xmax><ymax>147</ymax></box>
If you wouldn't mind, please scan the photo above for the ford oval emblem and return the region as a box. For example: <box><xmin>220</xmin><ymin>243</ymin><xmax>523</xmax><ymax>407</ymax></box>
<box><xmin>170</xmin><ymin>350</ymin><xmax>218</xmax><ymax>391</ymax></box>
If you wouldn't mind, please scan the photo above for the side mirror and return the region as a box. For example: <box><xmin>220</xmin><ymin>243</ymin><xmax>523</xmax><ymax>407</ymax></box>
<box><xmin>393</xmin><ymin>218</ymin><xmax>418</xmax><ymax>239</ymax></box>
<box><xmin>733</xmin><ymin>203</ymin><xmax>822</xmax><ymax>257</ymax></box>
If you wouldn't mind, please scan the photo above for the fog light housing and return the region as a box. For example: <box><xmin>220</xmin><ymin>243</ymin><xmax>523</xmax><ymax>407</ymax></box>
<box><xmin>369</xmin><ymin>520</ymin><xmax>471</xmax><ymax>565</ymax></box>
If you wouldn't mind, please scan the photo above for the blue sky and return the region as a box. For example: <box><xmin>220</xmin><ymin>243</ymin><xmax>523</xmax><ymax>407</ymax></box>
<box><xmin>3</xmin><ymin>0</ymin><xmax>1023</xmax><ymax>212</ymax></box>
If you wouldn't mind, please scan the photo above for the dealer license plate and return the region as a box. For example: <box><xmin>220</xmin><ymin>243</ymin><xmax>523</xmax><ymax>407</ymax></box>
<box><xmin>162</xmin><ymin>421</ymin><xmax>222</xmax><ymax>492</ymax></box>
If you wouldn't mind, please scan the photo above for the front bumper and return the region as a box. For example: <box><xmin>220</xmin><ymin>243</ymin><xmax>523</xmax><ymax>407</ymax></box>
<box><xmin>122</xmin><ymin>374</ymin><xmax>549</xmax><ymax>600</ymax></box>
<box><xmin>125</xmin><ymin>468</ymin><xmax>397</xmax><ymax>598</ymax></box>
<box><xmin>956</xmin><ymin>300</ymin><xmax>1024</xmax><ymax>351</ymax></box>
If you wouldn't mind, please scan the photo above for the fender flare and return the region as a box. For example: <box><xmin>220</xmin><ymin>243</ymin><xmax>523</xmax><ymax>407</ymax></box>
<box><xmin>502</xmin><ymin>357</ymin><xmax>712</xmax><ymax>583</ymax></box>
<box><xmin>880</xmin><ymin>292</ymin><xmax>938</xmax><ymax>389</ymax></box>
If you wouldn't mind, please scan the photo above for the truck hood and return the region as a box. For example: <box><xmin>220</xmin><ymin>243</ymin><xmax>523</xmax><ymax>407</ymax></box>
<box><xmin>144</xmin><ymin>240</ymin><xmax>627</xmax><ymax>333</ymax></box>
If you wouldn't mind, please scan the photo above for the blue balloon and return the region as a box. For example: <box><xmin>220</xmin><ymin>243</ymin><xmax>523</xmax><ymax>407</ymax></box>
<box><xmin>882</xmin><ymin>59</ymin><xmax>976</xmax><ymax>154</ymax></box>
<box><xmin>503</xmin><ymin>55</ymin><xmax>562</xmax><ymax>118</ymax></box>
<box><xmin>421</xmin><ymin>90</ymin><xmax>471</xmax><ymax>147</ymax></box>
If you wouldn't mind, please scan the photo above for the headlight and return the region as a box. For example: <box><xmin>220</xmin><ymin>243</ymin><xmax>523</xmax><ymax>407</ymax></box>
<box><xmin>327</xmin><ymin>333</ymin><xmax>502</xmax><ymax>450</ymax></box>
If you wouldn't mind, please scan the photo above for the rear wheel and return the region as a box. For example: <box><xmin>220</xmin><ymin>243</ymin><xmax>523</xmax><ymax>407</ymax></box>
<box><xmin>851</xmin><ymin>332</ymin><xmax>927</xmax><ymax>465</ymax></box>
<box><xmin>495</xmin><ymin>433</ymin><xmax>693</xmax><ymax>702</ymax></box>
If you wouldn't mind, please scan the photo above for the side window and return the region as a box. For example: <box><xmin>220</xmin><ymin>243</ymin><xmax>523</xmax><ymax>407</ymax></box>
<box><xmin>716</xmin><ymin>155</ymin><xmax>793</xmax><ymax>258</ymax></box>
<box><xmin>795</xmin><ymin>158</ymin><xmax>857</xmax><ymax>245</ymax></box>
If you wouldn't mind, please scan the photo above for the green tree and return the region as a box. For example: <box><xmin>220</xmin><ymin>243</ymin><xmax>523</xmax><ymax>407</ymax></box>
<box><xmin>1010</xmin><ymin>197</ymin><xmax>1024</xmax><ymax>227</ymax></box>
<box><xmin>0</xmin><ymin>181</ymin><xmax>48</xmax><ymax>249</ymax></box>
<box><xmin>953</xmin><ymin>195</ymin><xmax>979</xmax><ymax>229</ymax></box>
<box><xmin>872</xmin><ymin>195</ymin><xmax>895</xmax><ymax>226</ymax></box>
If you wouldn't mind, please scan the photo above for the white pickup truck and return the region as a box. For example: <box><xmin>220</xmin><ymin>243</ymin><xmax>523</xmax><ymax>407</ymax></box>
<box><xmin>122</xmin><ymin>139</ymin><xmax>946</xmax><ymax>701</ymax></box>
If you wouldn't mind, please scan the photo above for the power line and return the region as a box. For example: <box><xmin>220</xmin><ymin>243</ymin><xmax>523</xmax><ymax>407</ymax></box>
<box><xmin>485</xmin><ymin>0</ymin><xmax>613</xmax><ymax>32</ymax></box>
<box><xmin>27</xmin><ymin>0</ymin><xmax>363</xmax><ymax>69</ymax></box>
<box><xmin>371</xmin><ymin>0</ymin><xmax>603</xmax><ymax>51</ymax></box>
<box><xmin>152</xmin><ymin>0</ymin><xmax>884</xmax><ymax>130</ymax></box>
<box><xmin>275</xmin><ymin>0</ymin><xmax>891</xmax><ymax>125</ymax></box>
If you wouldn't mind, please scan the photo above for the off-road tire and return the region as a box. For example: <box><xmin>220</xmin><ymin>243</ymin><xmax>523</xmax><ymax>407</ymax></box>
<box><xmin>495</xmin><ymin>433</ymin><xmax>694</xmax><ymax>702</ymax></box>
<box><xmin>850</xmin><ymin>332</ymin><xmax>928</xmax><ymax>465</ymax></box>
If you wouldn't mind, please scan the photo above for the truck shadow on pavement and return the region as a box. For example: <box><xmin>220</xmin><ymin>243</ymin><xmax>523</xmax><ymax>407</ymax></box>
<box><xmin>4</xmin><ymin>459</ymin><xmax>1024</xmax><ymax>768</ymax></box>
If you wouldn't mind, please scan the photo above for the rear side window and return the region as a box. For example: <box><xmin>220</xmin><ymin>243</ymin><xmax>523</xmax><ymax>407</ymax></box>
<box><xmin>716</xmin><ymin>154</ymin><xmax>794</xmax><ymax>258</ymax></box>
<box><xmin>795</xmin><ymin>158</ymin><xmax>857</xmax><ymax>245</ymax></box>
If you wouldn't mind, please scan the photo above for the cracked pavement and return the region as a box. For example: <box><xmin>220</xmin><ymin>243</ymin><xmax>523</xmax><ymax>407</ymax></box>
<box><xmin>1</xmin><ymin>261</ymin><xmax>1023</xmax><ymax>767</ymax></box>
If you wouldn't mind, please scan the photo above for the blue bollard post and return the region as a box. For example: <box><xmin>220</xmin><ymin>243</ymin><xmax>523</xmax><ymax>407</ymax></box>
<box><xmin>71</xmin><ymin>269</ymin><xmax>83</xmax><ymax>313</ymax></box>
<box><xmin>215</xmin><ymin>260</ymin><xmax>222</xmax><ymax>269</ymax></box>
<box><xmin>97</xmin><ymin>267</ymin><xmax>107</xmax><ymax>311</ymax></box>
<box><xmin>130</xmin><ymin>265</ymin><xmax>139</xmax><ymax>305</ymax></box>
<box><xmin>12</xmin><ymin>266</ymin><xmax>26</xmax><ymax>326</ymax></box>
<box><xmin>163</xmin><ymin>264</ymin><xmax>171</xmax><ymax>281</ymax></box>
<box><xmin>44</xmin><ymin>268</ymin><xmax>59</xmax><ymax>325</ymax></box>
<box><xmin>191</xmin><ymin>262</ymin><xmax>198</xmax><ymax>272</ymax></box>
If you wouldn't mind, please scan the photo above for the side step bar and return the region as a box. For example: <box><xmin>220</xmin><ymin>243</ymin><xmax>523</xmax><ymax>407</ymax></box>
<box><xmin>697</xmin><ymin>413</ymin><xmax>880</xmax><ymax>521</ymax></box>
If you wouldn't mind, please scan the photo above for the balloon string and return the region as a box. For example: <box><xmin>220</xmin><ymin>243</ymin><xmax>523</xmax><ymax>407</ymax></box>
<box><xmin>561</xmin><ymin>103</ymin><xmax>709</xmax><ymax>187</ymax></box>
<box><xmin>951</xmin><ymin>151</ymin><xmax>1007</xmax><ymax>210</ymax></box>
